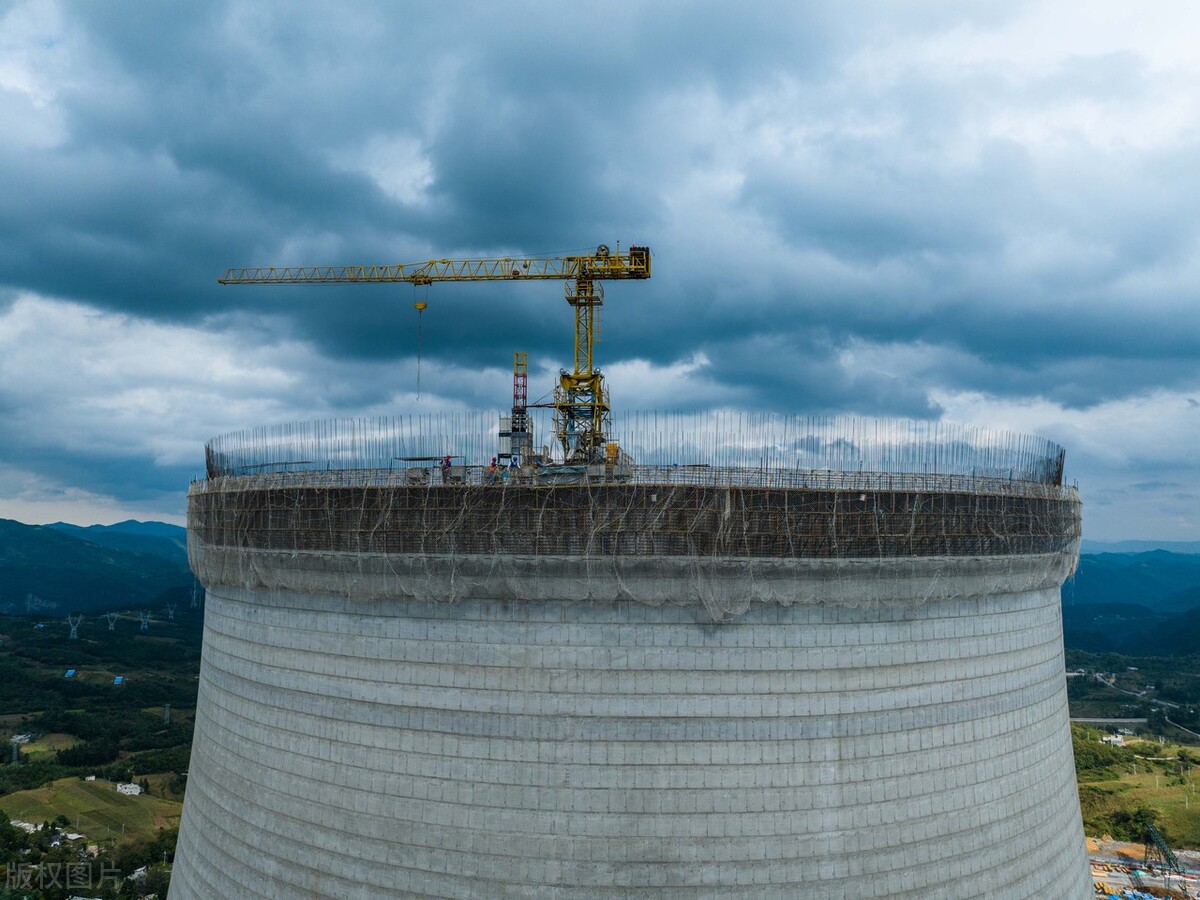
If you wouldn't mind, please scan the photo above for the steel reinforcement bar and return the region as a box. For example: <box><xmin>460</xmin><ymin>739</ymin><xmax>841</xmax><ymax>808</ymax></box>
<box><xmin>190</xmin><ymin>480</ymin><xmax>1081</xmax><ymax>560</ymax></box>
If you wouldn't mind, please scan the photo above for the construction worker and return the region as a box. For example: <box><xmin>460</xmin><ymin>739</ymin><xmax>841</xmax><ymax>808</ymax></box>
<box><xmin>487</xmin><ymin>456</ymin><xmax>498</xmax><ymax>484</ymax></box>
<box><xmin>441</xmin><ymin>455</ymin><xmax>452</xmax><ymax>482</ymax></box>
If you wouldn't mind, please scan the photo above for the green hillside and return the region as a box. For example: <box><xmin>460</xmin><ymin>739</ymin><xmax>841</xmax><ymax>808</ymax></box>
<box><xmin>47</xmin><ymin>520</ymin><xmax>189</xmax><ymax>567</ymax></box>
<box><xmin>1063</xmin><ymin>551</ymin><xmax>1200</xmax><ymax>656</ymax></box>
<box><xmin>1</xmin><ymin>776</ymin><xmax>182</xmax><ymax>841</ymax></box>
<box><xmin>0</xmin><ymin>518</ymin><xmax>194</xmax><ymax>616</ymax></box>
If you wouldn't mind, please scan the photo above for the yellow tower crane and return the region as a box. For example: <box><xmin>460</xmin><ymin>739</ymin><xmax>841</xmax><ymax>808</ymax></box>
<box><xmin>219</xmin><ymin>244</ymin><xmax>651</xmax><ymax>463</ymax></box>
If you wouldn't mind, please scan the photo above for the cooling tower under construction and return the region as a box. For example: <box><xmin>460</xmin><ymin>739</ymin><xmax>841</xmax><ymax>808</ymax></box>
<box><xmin>169</xmin><ymin>413</ymin><xmax>1090</xmax><ymax>899</ymax></box>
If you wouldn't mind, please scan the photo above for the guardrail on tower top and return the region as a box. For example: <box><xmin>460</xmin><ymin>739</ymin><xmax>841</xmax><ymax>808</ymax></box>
<box><xmin>201</xmin><ymin>411</ymin><xmax>1069</xmax><ymax>487</ymax></box>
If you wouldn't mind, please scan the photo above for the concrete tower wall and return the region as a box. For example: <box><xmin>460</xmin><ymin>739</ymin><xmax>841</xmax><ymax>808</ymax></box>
<box><xmin>170</xmin><ymin>472</ymin><xmax>1089</xmax><ymax>899</ymax></box>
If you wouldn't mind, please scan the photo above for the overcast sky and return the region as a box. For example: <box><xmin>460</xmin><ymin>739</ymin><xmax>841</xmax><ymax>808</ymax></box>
<box><xmin>1</xmin><ymin>1</ymin><xmax>1197</xmax><ymax>540</ymax></box>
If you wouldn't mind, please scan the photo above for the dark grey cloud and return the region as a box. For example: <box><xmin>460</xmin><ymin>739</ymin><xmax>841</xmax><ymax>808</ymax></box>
<box><xmin>0</xmin><ymin>0</ymin><xmax>1197</xmax><ymax>537</ymax></box>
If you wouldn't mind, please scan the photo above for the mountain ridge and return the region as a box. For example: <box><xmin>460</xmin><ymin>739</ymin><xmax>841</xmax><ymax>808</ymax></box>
<box><xmin>1081</xmin><ymin>539</ymin><xmax>1200</xmax><ymax>554</ymax></box>
<box><xmin>1062</xmin><ymin>550</ymin><xmax>1200</xmax><ymax>655</ymax></box>
<box><xmin>46</xmin><ymin>520</ymin><xmax>188</xmax><ymax>566</ymax></box>
<box><xmin>0</xmin><ymin>518</ymin><xmax>194</xmax><ymax>616</ymax></box>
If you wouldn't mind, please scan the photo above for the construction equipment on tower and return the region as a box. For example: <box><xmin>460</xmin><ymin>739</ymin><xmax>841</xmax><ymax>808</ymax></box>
<box><xmin>220</xmin><ymin>244</ymin><xmax>651</xmax><ymax>462</ymax></box>
<box><xmin>503</xmin><ymin>351</ymin><xmax>532</xmax><ymax>464</ymax></box>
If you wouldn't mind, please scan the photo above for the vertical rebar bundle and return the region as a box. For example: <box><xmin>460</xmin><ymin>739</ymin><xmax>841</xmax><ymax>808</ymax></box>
<box><xmin>203</xmin><ymin>412</ymin><xmax>1067</xmax><ymax>485</ymax></box>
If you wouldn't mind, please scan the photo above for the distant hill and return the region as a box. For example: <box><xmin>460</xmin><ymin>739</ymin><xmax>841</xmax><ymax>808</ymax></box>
<box><xmin>1062</xmin><ymin>551</ymin><xmax>1200</xmax><ymax>608</ymax></box>
<box><xmin>0</xmin><ymin>518</ymin><xmax>194</xmax><ymax>616</ymax></box>
<box><xmin>99</xmin><ymin>520</ymin><xmax>185</xmax><ymax>538</ymax></box>
<box><xmin>1061</xmin><ymin>602</ymin><xmax>1167</xmax><ymax>654</ymax></box>
<box><xmin>1062</xmin><ymin>550</ymin><xmax>1200</xmax><ymax>655</ymax></box>
<box><xmin>1081</xmin><ymin>539</ymin><xmax>1200</xmax><ymax>554</ymax></box>
<box><xmin>1158</xmin><ymin>585</ymin><xmax>1200</xmax><ymax>613</ymax></box>
<box><xmin>1063</xmin><ymin>602</ymin><xmax>1200</xmax><ymax>657</ymax></box>
<box><xmin>47</xmin><ymin>520</ymin><xmax>188</xmax><ymax>566</ymax></box>
<box><xmin>1155</xmin><ymin>605</ymin><xmax>1200</xmax><ymax>656</ymax></box>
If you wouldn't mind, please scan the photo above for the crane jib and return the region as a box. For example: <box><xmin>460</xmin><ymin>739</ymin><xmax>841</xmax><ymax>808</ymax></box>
<box><xmin>217</xmin><ymin>244</ymin><xmax>651</xmax><ymax>464</ymax></box>
<box><xmin>219</xmin><ymin>248</ymin><xmax>650</xmax><ymax>285</ymax></box>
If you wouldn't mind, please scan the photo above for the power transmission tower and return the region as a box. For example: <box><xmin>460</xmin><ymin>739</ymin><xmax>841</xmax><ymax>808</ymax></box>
<box><xmin>190</xmin><ymin>583</ymin><xmax>199</xmax><ymax>609</ymax></box>
<box><xmin>67</xmin><ymin>614</ymin><xmax>82</xmax><ymax>639</ymax></box>
<box><xmin>139</xmin><ymin>610</ymin><xmax>151</xmax><ymax>632</ymax></box>
<box><xmin>163</xmin><ymin>704</ymin><xmax>171</xmax><ymax>725</ymax></box>
<box><xmin>166</xmin><ymin>602</ymin><xmax>177</xmax><ymax>621</ymax></box>
<box><xmin>106</xmin><ymin>612</ymin><xmax>119</xmax><ymax>631</ymax></box>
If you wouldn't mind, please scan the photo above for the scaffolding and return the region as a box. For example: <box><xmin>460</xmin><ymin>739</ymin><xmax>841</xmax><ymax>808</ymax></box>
<box><xmin>192</xmin><ymin>473</ymin><xmax>1078</xmax><ymax>562</ymax></box>
<box><xmin>193</xmin><ymin>413</ymin><xmax>1079</xmax><ymax>575</ymax></box>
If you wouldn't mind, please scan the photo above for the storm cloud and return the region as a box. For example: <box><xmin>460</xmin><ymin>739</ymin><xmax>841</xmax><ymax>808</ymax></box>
<box><xmin>1</xmin><ymin>0</ymin><xmax>1198</xmax><ymax>539</ymax></box>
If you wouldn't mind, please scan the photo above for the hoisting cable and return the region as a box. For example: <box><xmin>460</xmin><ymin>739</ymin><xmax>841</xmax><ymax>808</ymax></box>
<box><xmin>413</xmin><ymin>285</ymin><xmax>428</xmax><ymax>398</ymax></box>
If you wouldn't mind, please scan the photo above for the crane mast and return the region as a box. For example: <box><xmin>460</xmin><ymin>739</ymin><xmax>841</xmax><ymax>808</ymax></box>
<box><xmin>220</xmin><ymin>244</ymin><xmax>651</xmax><ymax>463</ymax></box>
<box><xmin>510</xmin><ymin>351</ymin><xmax>531</xmax><ymax>462</ymax></box>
